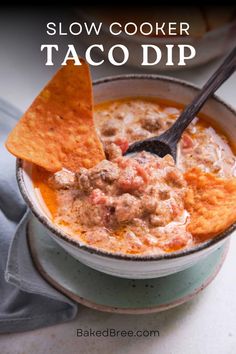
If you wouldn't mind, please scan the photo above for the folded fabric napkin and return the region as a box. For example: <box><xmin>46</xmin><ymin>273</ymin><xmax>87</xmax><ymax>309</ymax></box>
<box><xmin>0</xmin><ymin>98</ymin><xmax>78</xmax><ymax>334</ymax></box>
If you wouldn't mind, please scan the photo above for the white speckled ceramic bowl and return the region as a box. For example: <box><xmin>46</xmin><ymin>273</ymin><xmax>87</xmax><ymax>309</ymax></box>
<box><xmin>17</xmin><ymin>75</ymin><xmax>236</xmax><ymax>279</ymax></box>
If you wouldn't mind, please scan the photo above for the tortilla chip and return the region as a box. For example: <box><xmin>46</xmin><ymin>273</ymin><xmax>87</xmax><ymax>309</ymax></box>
<box><xmin>5</xmin><ymin>59</ymin><xmax>105</xmax><ymax>172</ymax></box>
<box><xmin>184</xmin><ymin>168</ymin><xmax>236</xmax><ymax>241</ymax></box>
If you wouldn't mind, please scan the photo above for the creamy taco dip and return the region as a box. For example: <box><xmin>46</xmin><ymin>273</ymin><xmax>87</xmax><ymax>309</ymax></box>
<box><xmin>32</xmin><ymin>98</ymin><xmax>236</xmax><ymax>255</ymax></box>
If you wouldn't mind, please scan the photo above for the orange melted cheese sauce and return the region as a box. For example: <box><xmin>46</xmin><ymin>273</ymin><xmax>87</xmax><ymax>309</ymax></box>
<box><xmin>33</xmin><ymin>166</ymin><xmax>58</xmax><ymax>218</ymax></box>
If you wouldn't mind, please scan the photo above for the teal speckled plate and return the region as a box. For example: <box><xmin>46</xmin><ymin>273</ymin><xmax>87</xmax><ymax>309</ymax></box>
<box><xmin>28</xmin><ymin>216</ymin><xmax>229</xmax><ymax>314</ymax></box>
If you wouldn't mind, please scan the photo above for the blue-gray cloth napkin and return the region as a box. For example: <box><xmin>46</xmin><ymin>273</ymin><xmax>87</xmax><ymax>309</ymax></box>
<box><xmin>0</xmin><ymin>98</ymin><xmax>78</xmax><ymax>334</ymax></box>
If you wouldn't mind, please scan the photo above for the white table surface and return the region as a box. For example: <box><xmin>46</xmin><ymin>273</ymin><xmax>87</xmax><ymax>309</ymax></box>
<box><xmin>0</xmin><ymin>9</ymin><xmax>236</xmax><ymax>354</ymax></box>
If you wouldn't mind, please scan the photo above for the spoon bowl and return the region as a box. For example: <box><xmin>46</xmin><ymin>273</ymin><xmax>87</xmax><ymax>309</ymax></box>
<box><xmin>125</xmin><ymin>135</ymin><xmax>175</xmax><ymax>159</ymax></box>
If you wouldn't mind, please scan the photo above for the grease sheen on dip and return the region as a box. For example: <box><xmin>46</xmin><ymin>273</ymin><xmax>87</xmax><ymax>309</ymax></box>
<box><xmin>32</xmin><ymin>97</ymin><xmax>236</xmax><ymax>256</ymax></box>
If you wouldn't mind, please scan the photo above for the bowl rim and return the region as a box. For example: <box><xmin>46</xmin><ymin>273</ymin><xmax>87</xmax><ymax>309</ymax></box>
<box><xmin>16</xmin><ymin>74</ymin><xmax>236</xmax><ymax>261</ymax></box>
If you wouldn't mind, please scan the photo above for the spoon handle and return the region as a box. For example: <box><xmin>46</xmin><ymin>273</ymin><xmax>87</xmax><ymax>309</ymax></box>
<box><xmin>161</xmin><ymin>45</ymin><xmax>236</xmax><ymax>146</ymax></box>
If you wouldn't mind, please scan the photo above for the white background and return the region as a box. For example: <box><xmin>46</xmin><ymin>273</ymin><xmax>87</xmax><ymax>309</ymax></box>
<box><xmin>0</xmin><ymin>8</ymin><xmax>236</xmax><ymax>354</ymax></box>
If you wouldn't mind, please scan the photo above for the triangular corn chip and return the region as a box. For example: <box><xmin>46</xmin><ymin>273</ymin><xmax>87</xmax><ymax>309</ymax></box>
<box><xmin>185</xmin><ymin>168</ymin><xmax>236</xmax><ymax>241</ymax></box>
<box><xmin>6</xmin><ymin>59</ymin><xmax>105</xmax><ymax>172</ymax></box>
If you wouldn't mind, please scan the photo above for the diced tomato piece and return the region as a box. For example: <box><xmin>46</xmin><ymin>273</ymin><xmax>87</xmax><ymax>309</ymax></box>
<box><xmin>118</xmin><ymin>175</ymin><xmax>144</xmax><ymax>191</ymax></box>
<box><xmin>135</xmin><ymin>164</ymin><xmax>149</xmax><ymax>183</ymax></box>
<box><xmin>89</xmin><ymin>189</ymin><xmax>107</xmax><ymax>204</ymax></box>
<box><xmin>114</xmin><ymin>137</ymin><xmax>129</xmax><ymax>154</ymax></box>
<box><xmin>182</xmin><ymin>133</ymin><xmax>194</xmax><ymax>149</ymax></box>
<box><xmin>117</xmin><ymin>158</ymin><xmax>148</xmax><ymax>191</ymax></box>
<box><xmin>118</xmin><ymin>164</ymin><xmax>145</xmax><ymax>191</ymax></box>
<box><xmin>116</xmin><ymin>157</ymin><xmax>130</xmax><ymax>169</ymax></box>
<box><xmin>171</xmin><ymin>202</ymin><xmax>182</xmax><ymax>217</ymax></box>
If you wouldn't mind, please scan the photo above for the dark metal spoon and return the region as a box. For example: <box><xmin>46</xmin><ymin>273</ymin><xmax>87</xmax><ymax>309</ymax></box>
<box><xmin>125</xmin><ymin>46</ymin><xmax>236</xmax><ymax>160</ymax></box>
